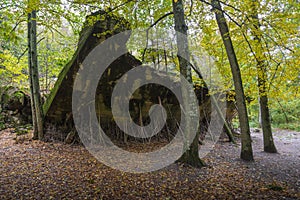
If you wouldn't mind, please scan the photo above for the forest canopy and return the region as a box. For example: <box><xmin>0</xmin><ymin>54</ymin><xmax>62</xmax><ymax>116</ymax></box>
<box><xmin>1</xmin><ymin>0</ymin><xmax>299</xmax><ymax>131</ymax></box>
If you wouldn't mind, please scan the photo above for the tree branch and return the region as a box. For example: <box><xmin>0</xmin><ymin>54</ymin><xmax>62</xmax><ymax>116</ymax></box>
<box><xmin>147</xmin><ymin>12</ymin><xmax>174</xmax><ymax>30</ymax></box>
<box><xmin>199</xmin><ymin>0</ymin><xmax>242</xmax><ymax>27</ymax></box>
<box><xmin>189</xmin><ymin>0</ymin><xmax>194</xmax><ymax>16</ymax></box>
<box><xmin>17</xmin><ymin>37</ymin><xmax>45</xmax><ymax>63</ymax></box>
<box><xmin>107</xmin><ymin>0</ymin><xmax>135</xmax><ymax>13</ymax></box>
<box><xmin>142</xmin><ymin>12</ymin><xmax>174</xmax><ymax>62</ymax></box>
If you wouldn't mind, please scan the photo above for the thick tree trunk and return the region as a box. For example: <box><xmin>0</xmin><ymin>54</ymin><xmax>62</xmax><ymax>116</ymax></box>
<box><xmin>172</xmin><ymin>0</ymin><xmax>205</xmax><ymax>167</ymax></box>
<box><xmin>28</xmin><ymin>1</ymin><xmax>44</xmax><ymax>140</ymax></box>
<box><xmin>249</xmin><ymin>0</ymin><xmax>277</xmax><ymax>153</ymax></box>
<box><xmin>212</xmin><ymin>0</ymin><xmax>254</xmax><ymax>161</ymax></box>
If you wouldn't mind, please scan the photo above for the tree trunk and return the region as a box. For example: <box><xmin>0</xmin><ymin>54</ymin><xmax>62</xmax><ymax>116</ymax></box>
<box><xmin>28</xmin><ymin>0</ymin><xmax>44</xmax><ymax>140</ymax></box>
<box><xmin>211</xmin><ymin>0</ymin><xmax>254</xmax><ymax>161</ymax></box>
<box><xmin>172</xmin><ymin>0</ymin><xmax>205</xmax><ymax>167</ymax></box>
<box><xmin>249</xmin><ymin>0</ymin><xmax>277</xmax><ymax>153</ymax></box>
<box><xmin>27</xmin><ymin>11</ymin><xmax>38</xmax><ymax>140</ymax></box>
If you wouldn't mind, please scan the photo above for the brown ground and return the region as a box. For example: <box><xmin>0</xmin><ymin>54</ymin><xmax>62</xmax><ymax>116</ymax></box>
<box><xmin>0</xmin><ymin>128</ymin><xmax>299</xmax><ymax>200</ymax></box>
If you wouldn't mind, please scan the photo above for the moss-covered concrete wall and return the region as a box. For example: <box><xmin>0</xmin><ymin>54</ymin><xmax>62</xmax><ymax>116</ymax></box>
<box><xmin>43</xmin><ymin>10</ymin><xmax>142</xmax><ymax>139</ymax></box>
<box><xmin>43</xmin><ymin>10</ymin><xmax>212</xmax><ymax>142</ymax></box>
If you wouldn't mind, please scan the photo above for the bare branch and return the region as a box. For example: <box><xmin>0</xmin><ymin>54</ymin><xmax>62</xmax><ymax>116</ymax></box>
<box><xmin>107</xmin><ymin>0</ymin><xmax>135</xmax><ymax>13</ymax></box>
<box><xmin>10</xmin><ymin>19</ymin><xmax>26</xmax><ymax>33</ymax></box>
<box><xmin>189</xmin><ymin>0</ymin><xmax>194</xmax><ymax>16</ymax></box>
<box><xmin>142</xmin><ymin>12</ymin><xmax>174</xmax><ymax>62</ymax></box>
<box><xmin>199</xmin><ymin>0</ymin><xmax>242</xmax><ymax>27</ymax></box>
<box><xmin>147</xmin><ymin>12</ymin><xmax>174</xmax><ymax>30</ymax></box>
<box><xmin>17</xmin><ymin>37</ymin><xmax>45</xmax><ymax>63</ymax></box>
<box><xmin>219</xmin><ymin>0</ymin><xmax>242</xmax><ymax>13</ymax></box>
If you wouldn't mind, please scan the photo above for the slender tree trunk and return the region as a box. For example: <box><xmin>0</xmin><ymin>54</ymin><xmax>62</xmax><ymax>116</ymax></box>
<box><xmin>258</xmin><ymin>96</ymin><xmax>262</xmax><ymax>127</ymax></box>
<box><xmin>27</xmin><ymin>11</ymin><xmax>38</xmax><ymax>140</ymax></box>
<box><xmin>211</xmin><ymin>0</ymin><xmax>254</xmax><ymax>161</ymax></box>
<box><xmin>172</xmin><ymin>0</ymin><xmax>205</xmax><ymax>167</ymax></box>
<box><xmin>249</xmin><ymin>0</ymin><xmax>277</xmax><ymax>153</ymax></box>
<box><xmin>45</xmin><ymin>38</ymin><xmax>49</xmax><ymax>93</ymax></box>
<box><xmin>28</xmin><ymin>1</ymin><xmax>44</xmax><ymax>140</ymax></box>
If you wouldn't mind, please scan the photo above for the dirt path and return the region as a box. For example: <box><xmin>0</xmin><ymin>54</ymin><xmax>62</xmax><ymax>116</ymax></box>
<box><xmin>0</xmin><ymin>128</ymin><xmax>299</xmax><ymax>199</ymax></box>
<box><xmin>214</xmin><ymin>128</ymin><xmax>300</xmax><ymax>192</ymax></box>
<box><xmin>250</xmin><ymin>129</ymin><xmax>300</xmax><ymax>190</ymax></box>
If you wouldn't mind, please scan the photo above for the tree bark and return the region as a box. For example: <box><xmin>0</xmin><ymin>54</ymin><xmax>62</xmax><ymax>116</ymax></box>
<box><xmin>28</xmin><ymin>0</ymin><xmax>44</xmax><ymax>140</ymax></box>
<box><xmin>27</xmin><ymin>11</ymin><xmax>38</xmax><ymax>140</ymax></box>
<box><xmin>172</xmin><ymin>0</ymin><xmax>205</xmax><ymax>167</ymax></box>
<box><xmin>212</xmin><ymin>0</ymin><xmax>254</xmax><ymax>161</ymax></box>
<box><xmin>249</xmin><ymin>0</ymin><xmax>277</xmax><ymax>153</ymax></box>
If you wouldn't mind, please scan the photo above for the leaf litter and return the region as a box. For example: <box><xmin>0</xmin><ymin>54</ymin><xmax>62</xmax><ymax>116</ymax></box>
<box><xmin>0</xmin><ymin>128</ymin><xmax>299</xmax><ymax>199</ymax></box>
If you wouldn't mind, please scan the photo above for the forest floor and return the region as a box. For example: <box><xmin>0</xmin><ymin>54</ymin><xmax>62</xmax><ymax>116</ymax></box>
<box><xmin>0</xmin><ymin>128</ymin><xmax>299</xmax><ymax>200</ymax></box>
